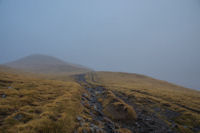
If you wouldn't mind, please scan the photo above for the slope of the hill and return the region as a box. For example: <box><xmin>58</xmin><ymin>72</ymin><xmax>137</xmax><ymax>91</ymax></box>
<box><xmin>5</xmin><ymin>54</ymin><xmax>91</xmax><ymax>75</ymax></box>
<box><xmin>83</xmin><ymin>71</ymin><xmax>200</xmax><ymax>133</ymax></box>
<box><xmin>0</xmin><ymin>66</ymin><xmax>83</xmax><ymax>133</ymax></box>
<box><xmin>0</xmin><ymin>65</ymin><xmax>17</xmax><ymax>73</ymax></box>
<box><xmin>1</xmin><ymin>59</ymin><xmax>200</xmax><ymax>133</ymax></box>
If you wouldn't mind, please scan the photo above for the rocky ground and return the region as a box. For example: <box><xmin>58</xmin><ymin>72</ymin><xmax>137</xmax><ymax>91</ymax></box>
<box><xmin>74</xmin><ymin>74</ymin><xmax>177</xmax><ymax>133</ymax></box>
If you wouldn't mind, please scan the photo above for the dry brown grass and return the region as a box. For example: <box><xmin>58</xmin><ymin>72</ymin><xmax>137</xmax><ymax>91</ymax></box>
<box><xmin>1</xmin><ymin>66</ymin><xmax>200</xmax><ymax>133</ymax></box>
<box><xmin>0</xmin><ymin>68</ymin><xmax>83</xmax><ymax>133</ymax></box>
<box><xmin>100</xmin><ymin>90</ymin><xmax>137</xmax><ymax>123</ymax></box>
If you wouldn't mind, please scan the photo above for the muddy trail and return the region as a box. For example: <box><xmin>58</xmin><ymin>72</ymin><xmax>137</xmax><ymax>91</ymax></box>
<box><xmin>74</xmin><ymin>74</ymin><xmax>176</xmax><ymax>133</ymax></box>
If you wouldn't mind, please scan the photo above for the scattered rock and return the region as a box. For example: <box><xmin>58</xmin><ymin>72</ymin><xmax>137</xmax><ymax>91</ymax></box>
<box><xmin>77</xmin><ymin>116</ymin><xmax>82</xmax><ymax>121</ymax></box>
<box><xmin>153</xmin><ymin>107</ymin><xmax>161</xmax><ymax>112</ymax></box>
<box><xmin>105</xmin><ymin>122</ymin><xmax>115</xmax><ymax>130</ymax></box>
<box><xmin>76</xmin><ymin>75</ymin><xmax>176</xmax><ymax>133</ymax></box>
<box><xmin>95</xmin><ymin>110</ymin><xmax>103</xmax><ymax>117</ymax></box>
<box><xmin>1</xmin><ymin>94</ymin><xmax>6</xmax><ymax>98</ymax></box>
<box><xmin>82</xmin><ymin>93</ymin><xmax>89</xmax><ymax>98</ymax></box>
<box><xmin>15</xmin><ymin>88</ymin><xmax>20</xmax><ymax>90</ymax></box>
<box><xmin>95</xmin><ymin>91</ymin><xmax>101</xmax><ymax>95</ymax></box>
<box><xmin>193</xmin><ymin>126</ymin><xmax>200</xmax><ymax>132</ymax></box>
<box><xmin>145</xmin><ymin>118</ymin><xmax>152</xmax><ymax>121</ymax></box>
<box><xmin>163</xmin><ymin>108</ymin><xmax>180</xmax><ymax>121</ymax></box>
<box><xmin>82</xmin><ymin>97</ymin><xmax>86</xmax><ymax>101</ymax></box>
<box><xmin>183</xmin><ymin>125</ymin><xmax>187</xmax><ymax>128</ymax></box>
<box><xmin>93</xmin><ymin>105</ymin><xmax>97</xmax><ymax>110</ymax></box>
<box><xmin>171</xmin><ymin>123</ymin><xmax>178</xmax><ymax>128</ymax></box>
<box><xmin>14</xmin><ymin>114</ymin><xmax>23</xmax><ymax>121</ymax></box>
<box><xmin>80</xmin><ymin>121</ymin><xmax>84</xmax><ymax>126</ymax></box>
<box><xmin>82</xmin><ymin>129</ymin><xmax>88</xmax><ymax>133</ymax></box>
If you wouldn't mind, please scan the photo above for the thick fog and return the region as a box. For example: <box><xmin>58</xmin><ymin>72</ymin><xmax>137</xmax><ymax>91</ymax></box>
<box><xmin>0</xmin><ymin>0</ymin><xmax>200</xmax><ymax>89</ymax></box>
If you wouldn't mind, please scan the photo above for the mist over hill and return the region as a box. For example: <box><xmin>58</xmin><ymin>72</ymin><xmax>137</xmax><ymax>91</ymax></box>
<box><xmin>0</xmin><ymin>0</ymin><xmax>200</xmax><ymax>132</ymax></box>
<box><xmin>5</xmin><ymin>54</ymin><xmax>91</xmax><ymax>74</ymax></box>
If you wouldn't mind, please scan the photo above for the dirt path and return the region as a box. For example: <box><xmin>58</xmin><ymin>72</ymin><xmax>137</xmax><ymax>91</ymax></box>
<box><xmin>113</xmin><ymin>91</ymin><xmax>176</xmax><ymax>133</ymax></box>
<box><xmin>74</xmin><ymin>74</ymin><xmax>119</xmax><ymax>133</ymax></box>
<box><xmin>74</xmin><ymin>74</ymin><xmax>176</xmax><ymax>133</ymax></box>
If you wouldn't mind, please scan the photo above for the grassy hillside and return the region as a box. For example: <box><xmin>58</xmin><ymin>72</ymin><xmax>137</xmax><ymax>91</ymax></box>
<box><xmin>0</xmin><ymin>67</ymin><xmax>83</xmax><ymax>133</ymax></box>
<box><xmin>85</xmin><ymin>71</ymin><xmax>200</xmax><ymax>133</ymax></box>
<box><xmin>5</xmin><ymin>54</ymin><xmax>91</xmax><ymax>75</ymax></box>
<box><xmin>1</xmin><ymin>60</ymin><xmax>200</xmax><ymax>133</ymax></box>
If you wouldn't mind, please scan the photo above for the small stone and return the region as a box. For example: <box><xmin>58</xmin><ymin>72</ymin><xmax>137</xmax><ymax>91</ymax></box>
<box><xmin>114</xmin><ymin>123</ymin><xmax>120</xmax><ymax>129</ymax></box>
<box><xmin>82</xmin><ymin>93</ymin><xmax>88</xmax><ymax>97</ymax></box>
<box><xmin>80</xmin><ymin>121</ymin><xmax>84</xmax><ymax>126</ymax></box>
<box><xmin>145</xmin><ymin>118</ymin><xmax>151</xmax><ymax>121</ymax></box>
<box><xmin>76</xmin><ymin>116</ymin><xmax>82</xmax><ymax>121</ymax></box>
<box><xmin>14</xmin><ymin>114</ymin><xmax>23</xmax><ymax>120</ymax></box>
<box><xmin>15</xmin><ymin>88</ymin><xmax>20</xmax><ymax>90</ymax></box>
<box><xmin>90</xmin><ymin>127</ymin><xmax>95</xmax><ymax>133</ymax></box>
<box><xmin>1</xmin><ymin>94</ymin><xmax>6</xmax><ymax>98</ymax></box>
<box><xmin>171</xmin><ymin>123</ymin><xmax>178</xmax><ymax>128</ymax></box>
<box><xmin>87</xmin><ymin>88</ymin><xmax>92</xmax><ymax>91</ymax></box>
<box><xmin>81</xmin><ymin>97</ymin><xmax>86</xmax><ymax>101</ymax></box>
<box><xmin>106</xmin><ymin>123</ymin><xmax>115</xmax><ymax>130</ymax></box>
<box><xmin>91</xmin><ymin>94</ymin><xmax>95</xmax><ymax>97</ymax></box>
<box><xmin>90</xmin><ymin>123</ymin><xmax>95</xmax><ymax>127</ymax></box>
<box><xmin>82</xmin><ymin>129</ymin><xmax>88</xmax><ymax>133</ymax></box>
<box><xmin>94</xmin><ymin>105</ymin><xmax>97</xmax><ymax>110</ymax></box>
<box><xmin>183</xmin><ymin>125</ymin><xmax>187</xmax><ymax>128</ymax></box>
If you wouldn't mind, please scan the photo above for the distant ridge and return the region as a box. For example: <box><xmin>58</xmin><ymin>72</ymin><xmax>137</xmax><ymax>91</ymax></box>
<box><xmin>5</xmin><ymin>54</ymin><xmax>92</xmax><ymax>74</ymax></box>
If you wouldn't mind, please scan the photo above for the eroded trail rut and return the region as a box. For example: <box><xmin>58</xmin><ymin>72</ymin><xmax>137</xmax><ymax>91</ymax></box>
<box><xmin>75</xmin><ymin>74</ymin><xmax>118</xmax><ymax>132</ymax></box>
<box><xmin>74</xmin><ymin>74</ymin><xmax>175</xmax><ymax>133</ymax></box>
<box><xmin>82</xmin><ymin>87</ymin><xmax>118</xmax><ymax>132</ymax></box>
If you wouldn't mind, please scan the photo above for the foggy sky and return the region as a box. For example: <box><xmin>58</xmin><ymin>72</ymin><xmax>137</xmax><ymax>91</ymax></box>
<box><xmin>0</xmin><ymin>0</ymin><xmax>200</xmax><ymax>90</ymax></box>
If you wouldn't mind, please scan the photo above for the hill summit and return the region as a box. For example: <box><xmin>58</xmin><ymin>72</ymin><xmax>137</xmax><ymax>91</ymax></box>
<box><xmin>5</xmin><ymin>54</ymin><xmax>91</xmax><ymax>74</ymax></box>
